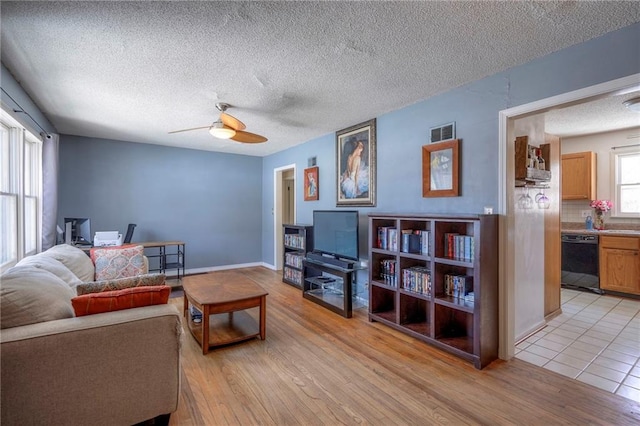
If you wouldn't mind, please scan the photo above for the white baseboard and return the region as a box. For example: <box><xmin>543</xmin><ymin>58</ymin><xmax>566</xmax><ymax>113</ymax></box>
<box><xmin>164</xmin><ymin>262</ymin><xmax>274</xmax><ymax>279</ymax></box>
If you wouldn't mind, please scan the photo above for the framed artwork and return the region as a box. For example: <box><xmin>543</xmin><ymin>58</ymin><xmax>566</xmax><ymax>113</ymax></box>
<box><xmin>336</xmin><ymin>118</ymin><xmax>376</xmax><ymax>207</ymax></box>
<box><xmin>422</xmin><ymin>139</ymin><xmax>459</xmax><ymax>197</ymax></box>
<box><xmin>304</xmin><ymin>166</ymin><xmax>319</xmax><ymax>201</ymax></box>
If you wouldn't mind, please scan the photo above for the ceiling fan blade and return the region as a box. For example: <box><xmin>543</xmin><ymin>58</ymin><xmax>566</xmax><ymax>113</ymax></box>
<box><xmin>168</xmin><ymin>125</ymin><xmax>210</xmax><ymax>134</ymax></box>
<box><xmin>220</xmin><ymin>112</ymin><xmax>246</xmax><ymax>131</ymax></box>
<box><xmin>231</xmin><ymin>130</ymin><xmax>268</xmax><ymax>143</ymax></box>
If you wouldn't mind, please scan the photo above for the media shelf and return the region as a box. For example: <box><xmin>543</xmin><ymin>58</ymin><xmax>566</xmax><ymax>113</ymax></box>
<box><xmin>368</xmin><ymin>213</ymin><xmax>498</xmax><ymax>369</ymax></box>
<box><xmin>282</xmin><ymin>224</ymin><xmax>313</xmax><ymax>288</ymax></box>
<box><xmin>303</xmin><ymin>258</ymin><xmax>362</xmax><ymax>318</ymax></box>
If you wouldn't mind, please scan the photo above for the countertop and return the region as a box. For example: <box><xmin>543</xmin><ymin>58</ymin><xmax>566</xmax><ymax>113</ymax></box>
<box><xmin>562</xmin><ymin>222</ymin><xmax>640</xmax><ymax>237</ymax></box>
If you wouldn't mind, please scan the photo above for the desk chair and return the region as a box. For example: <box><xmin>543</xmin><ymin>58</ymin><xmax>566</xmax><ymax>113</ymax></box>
<box><xmin>123</xmin><ymin>224</ymin><xmax>137</xmax><ymax>244</ymax></box>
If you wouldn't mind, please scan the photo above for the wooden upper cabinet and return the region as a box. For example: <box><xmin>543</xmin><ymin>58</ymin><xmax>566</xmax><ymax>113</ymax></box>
<box><xmin>561</xmin><ymin>151</ymin><xmax>596</xmax><ymax>200</ymax></box>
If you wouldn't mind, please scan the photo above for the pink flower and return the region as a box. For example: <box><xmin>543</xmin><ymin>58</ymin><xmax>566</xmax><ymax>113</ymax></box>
<box><xmin>589</xmin><ymin>200</ymin><xmax>613</xmax><ymax>212</ymax></box>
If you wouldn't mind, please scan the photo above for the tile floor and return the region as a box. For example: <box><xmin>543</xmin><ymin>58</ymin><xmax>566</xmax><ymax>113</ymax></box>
<box><xmin>515</xmin><ymin>288</ymin><xmax>640</xmax><ymax>403</ymax></box>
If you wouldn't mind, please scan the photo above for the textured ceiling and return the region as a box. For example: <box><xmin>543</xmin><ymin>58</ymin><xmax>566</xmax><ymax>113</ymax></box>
<box><xmin>1</xmin><ymin>1</ymin><xmax>639</xmax><ymax>156</ymax></box>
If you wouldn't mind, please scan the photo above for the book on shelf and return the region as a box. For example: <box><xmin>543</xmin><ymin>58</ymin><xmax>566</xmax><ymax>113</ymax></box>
<box><xmin>379</xmin><ymin>259</ymin><xmax>397</xmax><ymax>287</ymax></box>
<box><xmin>284</xmin><ymin>267</ymin><xmax>302</xmax><ymax>284</ymax></box>
<box><xmin>284</xmin><ymin>234</ymin><xmax>305</xmax><ymax>249</ymax></box>
<box><xmin>419</xmin><ymin>230</ymin><xmax>430</xmax><ymax>255</ymax></box>
<box><xmin>377</xmin><ymin>226</ymin><xmax>398</xmax><ymax>251</ymax></box>
<box><xmin>444</xmin><ymin>274</ymin><xmax>473</xmax><ymax>299</ymax></box>
<box><xmin>388</xmin><ymin>228</ymin><xmax>398</xmax><ymax>252</ymax></box>
<box><xmin>285</xmin><ymin>252</ymin><xmax>304</xmax><ymax>269</ymax></box>
<box><xmin>400</xmin><ymin>229</ymin><xmax>429</xmax><ymax>255</ymax></box>
<box><xmin>443</xmin><ymin>233</ymin><xmax>474</xmax><ymax>261</ymax></box>
<box><xmin>402</xmin><ymin>266</ymin><xmax>431</xmax><ymax>295</ymax></box>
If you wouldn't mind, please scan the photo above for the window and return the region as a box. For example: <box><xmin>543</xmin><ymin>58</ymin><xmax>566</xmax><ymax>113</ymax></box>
<box><xmin>0</xmin><ymin>110</ymin><xmax>42</xmax><ymax>271</ymax></box>
<box><xmin>611</xmin><ymin>146</ymin><xmax>640</xmax><ymax>218</ymax></box>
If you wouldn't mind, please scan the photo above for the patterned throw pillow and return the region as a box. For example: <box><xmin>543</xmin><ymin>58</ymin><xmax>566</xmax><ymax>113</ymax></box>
<box><xmin>91</xmin><ymin>245</ymin><xmax>146</xmax><ymax>281</ymax></box>
<box><xmin>76</xmin><ymin>273</ymin><xmax>166</xmax><ymax>295</ymax></box>
<box><xmin>71</xmin><ymin>285</ymin><xmax>171</xmax><ymax>317</ymax></box>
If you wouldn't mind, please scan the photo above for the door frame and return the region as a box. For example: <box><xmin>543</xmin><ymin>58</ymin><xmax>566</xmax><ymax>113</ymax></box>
<box><xmin>497</xmin><ymin>73</ymin><xmax>640</xmax><ymax>360</ymax></box>
<box><xmin>273</xmin><ymin>164</ymin><xmax>296</xmax><ymax>270</ymax></box>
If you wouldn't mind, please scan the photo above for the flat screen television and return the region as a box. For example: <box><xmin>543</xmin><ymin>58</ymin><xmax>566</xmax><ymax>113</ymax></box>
<box><xmin>312</xmin><ymin>210</ymin><xmax>359</xmax><ymax>261</ymax></box>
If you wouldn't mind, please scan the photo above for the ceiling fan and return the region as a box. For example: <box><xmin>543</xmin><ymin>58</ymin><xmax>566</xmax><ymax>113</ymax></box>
<box><xmin>169</xmin><ymin>103</ymin><xmax>267</xmax><ymax>143</ymax></box>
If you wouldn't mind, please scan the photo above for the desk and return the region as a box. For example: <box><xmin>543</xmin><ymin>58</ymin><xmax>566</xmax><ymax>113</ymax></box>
<box><xmin>141</xmin><ymin>241</ymin><xmax>185</xmax><ymax>280</ymax></box>
<box><xmin>75</xmin><ymin>241</ymin><xmax>186</xmax><ymax>279</ymax></box>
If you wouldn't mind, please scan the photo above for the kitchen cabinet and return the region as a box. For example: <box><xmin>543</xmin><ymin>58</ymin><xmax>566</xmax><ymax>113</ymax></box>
<box><xmin>562</xmin><ymin>151</ymin><xmax>596</xmax><ymax>200</ymax></box>
<box><xmin>599</xmin><ymin>236</ymin><xmax>640</xmax><ymax>295</ymax></box>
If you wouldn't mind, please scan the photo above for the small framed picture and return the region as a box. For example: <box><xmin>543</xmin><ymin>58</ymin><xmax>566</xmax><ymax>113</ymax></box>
<box><xmin>422</xmin><ymin>139</ymin><xmax>460</xmax><ymax>197</ymax></box>
<box><xmin>304</xmin><ymin>166</ymin><xmax>319</xmax><ymax>201</ymax></box>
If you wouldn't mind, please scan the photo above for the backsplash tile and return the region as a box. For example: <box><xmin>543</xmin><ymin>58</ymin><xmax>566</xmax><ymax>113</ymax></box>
<box><xmin>562</xmin><ymin>200</ymin><xmax>640</xmax><ymax>228</ymax></box>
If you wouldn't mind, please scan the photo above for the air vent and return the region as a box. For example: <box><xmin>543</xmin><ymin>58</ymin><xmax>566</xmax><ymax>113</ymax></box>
<box><xmin>430</xmin><ymin>122</ymin><xmax>455</xmax><ymax>143</ymax></box>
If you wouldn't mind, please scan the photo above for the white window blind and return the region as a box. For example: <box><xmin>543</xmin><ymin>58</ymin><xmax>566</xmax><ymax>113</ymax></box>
<box><xmin>611</xmin><ymin>146</ymin><xmax>640</xmax><ymax>218</ymax></box>
<box><xmin>0</xmin><ymin>110</ymin><xmax>42</xmax><ymax>270</ymax></box>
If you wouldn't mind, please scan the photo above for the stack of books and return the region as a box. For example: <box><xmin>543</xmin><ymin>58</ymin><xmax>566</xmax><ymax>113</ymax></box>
<box><xmin>444</xmin><ymin>274</ymin><xmax>474</xmax><ymax>300</ymax></box>
<box><xmin>400</xmin><ymin>229</ymin><xmax>430</xmax><ymax>255</ymax></box>
<box><xmin>402</xmin><ymin>266</ymin><xmax>431</xmax><ymax>295</ymax></box>
<box><xmin>379</xmin><ymin>259</ymin><xmax>397</xmax><ymax>287</ymax></box>
<box><xmin>443</xmin><ymin>233</ymin><xmax>474</xmax><ymax>261</ymax></box>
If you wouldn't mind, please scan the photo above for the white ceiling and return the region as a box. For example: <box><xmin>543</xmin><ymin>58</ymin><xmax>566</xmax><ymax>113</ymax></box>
<box><xmin>1</xmin><ymin>1</ymin><xmax>639</xmax><ymax>156</ymax></box>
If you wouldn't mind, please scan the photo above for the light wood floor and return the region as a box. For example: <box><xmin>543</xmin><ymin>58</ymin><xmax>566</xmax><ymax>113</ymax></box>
<box><xmin>169</xmin><ymin>267</ymin><xmax>640</xmax><ymax>425</ymax></box>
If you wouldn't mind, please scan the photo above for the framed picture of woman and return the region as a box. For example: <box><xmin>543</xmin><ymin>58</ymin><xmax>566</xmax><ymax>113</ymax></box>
<box><xmin>304</xmin><ymin>166</ymin><xmax>319</xmax><ymax>201</ymax></box>
<box><xmin>336</xmin><ymin>119</ymin><xmax>376</xmax><ymax>207</ymax></box>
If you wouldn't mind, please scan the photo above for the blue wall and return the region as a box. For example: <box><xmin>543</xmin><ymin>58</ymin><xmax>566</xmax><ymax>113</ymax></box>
<box><xmin>261</xmin><ymin>23</ymin><xmax>640</xmax><ymax>268</ymax></box>
<box><xmin>58</xmin><ymin>136</ymin><xmax>263</xmax><ymax>270</ymax></box>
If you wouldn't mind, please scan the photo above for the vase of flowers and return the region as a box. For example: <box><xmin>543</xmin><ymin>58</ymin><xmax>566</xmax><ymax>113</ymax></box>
<box><xmin>589</xmin><ymin>200</ymin><xmax>612</xmax><ymax>230</ymax></box>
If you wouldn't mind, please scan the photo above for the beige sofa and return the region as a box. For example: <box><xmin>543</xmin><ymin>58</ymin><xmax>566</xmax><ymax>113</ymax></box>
<box><xmin>0</xmin><ymin>244</ymin><xmax>182</xmax><ymax>426</ymax></box>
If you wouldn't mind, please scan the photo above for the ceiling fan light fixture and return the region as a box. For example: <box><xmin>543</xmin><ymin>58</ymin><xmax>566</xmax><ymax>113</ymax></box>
<box><xmin>209</xmin><ymin>121</ymin><xmax>236</xmax><ymax>139</ymax></box>
<box><xmin>623</xmin><ymin>97</ymin><xmax>640</xmax><ymax>112</ymax></box>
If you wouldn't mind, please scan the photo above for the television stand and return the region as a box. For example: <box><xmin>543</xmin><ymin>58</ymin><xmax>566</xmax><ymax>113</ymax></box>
<box><xmin>306</xmin><ymin>252</ymin><xmax>355</xmax><ymax>269</ymax></box>
<box><xmin>302</xmin><ymin>258</ymin><xmax>361</xmax><ymax>318</ymax></box>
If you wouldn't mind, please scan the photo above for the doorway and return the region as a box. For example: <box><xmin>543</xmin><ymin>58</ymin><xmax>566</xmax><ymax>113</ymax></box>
<box><xmin>498</xmin><ymin>73</ymin><xmax>640</xmax><ymax>360</ymax></box>
<box><xmin>273</xmin><ymin>164</ymin><xmax>296</xmax><ymax>270</ymax></box>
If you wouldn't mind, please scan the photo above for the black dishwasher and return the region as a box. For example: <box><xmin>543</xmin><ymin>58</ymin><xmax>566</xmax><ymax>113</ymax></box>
<box><xmin>561</xmin><ymin>233</ymin><xmax>603</xmax><ymax>294</ymax></box>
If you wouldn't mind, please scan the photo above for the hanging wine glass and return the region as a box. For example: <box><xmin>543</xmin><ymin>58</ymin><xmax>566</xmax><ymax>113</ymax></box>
<box><xmin>517</xmin><ymin>187</ymin><xmax>533</xmax><ymax>209</ymax></box>
<box><xmin>537</xmin><ymin>192</ymin><xmax>550</xmax><ymax>209</ymax></box>
<box><xmin>535</xmin><ymin>188</ymin><xmax>550</xmax><ymax>209</ymax></box>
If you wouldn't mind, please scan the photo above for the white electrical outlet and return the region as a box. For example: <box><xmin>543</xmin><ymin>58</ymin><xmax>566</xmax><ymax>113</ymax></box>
<box><xmin>484</xmin><ymin>206</ymin><xmax>494</xmax><ymax>214</ymax></box>
<box><xmin>581</xmin><ymin>210</ymin><xmax>592</xmax><ymax>218</ymax></box>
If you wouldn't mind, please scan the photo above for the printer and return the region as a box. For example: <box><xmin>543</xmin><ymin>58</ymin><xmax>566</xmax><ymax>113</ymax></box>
<box><xmin>93</xmin><ymin>231</ymin><xmax>123</xmax><ymax>247</ymax></box>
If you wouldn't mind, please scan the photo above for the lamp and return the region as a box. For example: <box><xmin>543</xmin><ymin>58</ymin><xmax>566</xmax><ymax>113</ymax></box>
<box><xmin>208</xmin><ymin>121</ymin><xmax>236</xmax><ymax>139</ymax></box>
<box><xmin>623</xmin><ymin>97</ymin><xmax>640</xmax><ymax>112</ymax></box>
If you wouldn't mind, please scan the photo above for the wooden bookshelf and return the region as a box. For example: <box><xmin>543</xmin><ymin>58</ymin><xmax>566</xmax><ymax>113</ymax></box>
<box><xmin>368</xmin><ymin>213</ymin><xmax>498</xmax><ymax>369</ymax></box>
<box><xmin>282</xmin><ymin>224</ymin><xmax>313</xmax><ymax>288</ymax></box>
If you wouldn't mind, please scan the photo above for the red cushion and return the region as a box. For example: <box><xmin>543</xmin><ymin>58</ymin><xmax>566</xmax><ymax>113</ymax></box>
<box><xmin>71</xmin><ymin>285</ymin><xmax>171</xmax><ymax>317</ymax></box>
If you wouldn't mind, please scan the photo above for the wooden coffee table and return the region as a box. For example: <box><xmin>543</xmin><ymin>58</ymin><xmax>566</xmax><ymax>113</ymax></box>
<box><xmin>182</xmin><ymin>271</ymin><xmax>268</xmax><ymax>354</ymax></box>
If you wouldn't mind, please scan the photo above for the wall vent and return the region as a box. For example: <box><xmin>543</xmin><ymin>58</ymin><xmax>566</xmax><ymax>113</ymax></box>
<box><xmin>430</xmin><ymin>122</ymin><xmax>455</xmax><ymax>143</ymax></box>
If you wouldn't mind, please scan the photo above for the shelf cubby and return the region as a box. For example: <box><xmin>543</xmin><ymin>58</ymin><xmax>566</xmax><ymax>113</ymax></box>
<box><xmin>369</xmin><ymin>284</ymin><xmax>396</xmax><ymax>323</ymax></box>
<box><xmin>399</xmin><ymin>293</ymin><xmax>431</xmax><ymax>338</ymax></box>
